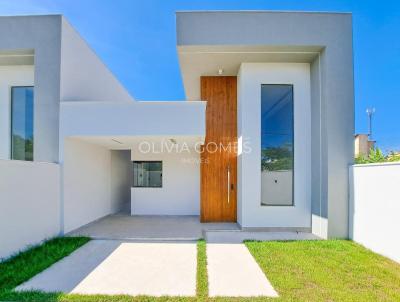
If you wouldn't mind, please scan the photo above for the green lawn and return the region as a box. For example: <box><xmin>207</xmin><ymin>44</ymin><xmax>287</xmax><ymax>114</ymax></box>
<box><xmin>0</xmin><ymin>237</ymin><xmax>90</xmax><ymax>301</ymax></box>
<box><xmin>0</xmin><ymin>238</ymin><xmax>399</xmax><ymax>301</ymax></box>
<box><xmin>246</xmin><ymin>240</ymin><xmax>400</xmax><ymax>302</ymax></box>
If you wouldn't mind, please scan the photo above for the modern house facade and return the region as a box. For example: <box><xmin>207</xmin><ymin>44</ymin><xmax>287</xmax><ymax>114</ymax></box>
<box><xmin>0</xmin><ymin>11</ymin><xmax>354</xmax><ymax>258</ymax></box>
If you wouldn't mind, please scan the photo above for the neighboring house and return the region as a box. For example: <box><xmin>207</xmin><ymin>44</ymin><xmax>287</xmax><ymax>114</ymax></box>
<box><xmin>354</xmin><ymin>134</ymin><xmax>375</xmax><ymax>157</ymax></box>
<box><xmin>0</xmin><ymin>11</ymin><xmax>354</xmax><ymax>257</ymax></box>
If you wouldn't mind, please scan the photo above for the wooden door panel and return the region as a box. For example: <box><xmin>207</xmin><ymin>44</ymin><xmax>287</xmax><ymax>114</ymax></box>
<box><xmin>200</xmin><ymin>76</ymin><xmax>237</xmax><ymax>222</ymax></box>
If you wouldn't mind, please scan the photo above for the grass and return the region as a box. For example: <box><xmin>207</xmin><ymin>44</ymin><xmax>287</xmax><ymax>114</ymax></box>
<box><xmin>0</xmin><ymin>236</ymin><xmax>90</xmax><ymax>301</ymax></box>
<box><xmin>246</xmin><ymin>240</ymin><xmax>400</xmax><ymax>302</ymax></box>
<box><xmin>0</xmin><ymin>238</ymin><xmax>399</xmax><ymax>301</ymax></box>
<box><xmin>196</xmin><ymin>240</ymin><xmax>208</xmax><ymax>299</ymax></box>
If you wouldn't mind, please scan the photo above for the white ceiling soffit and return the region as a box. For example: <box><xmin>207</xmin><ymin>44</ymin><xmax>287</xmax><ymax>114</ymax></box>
<box><xmin>70</xmin><ymin>135</ymin><xmax>205</xmax><ymax>150</ymax></box>
<box><xmin>177</xmin><ymin>45</ymin><xmax>321</xmax><ymax>101</ymax></box>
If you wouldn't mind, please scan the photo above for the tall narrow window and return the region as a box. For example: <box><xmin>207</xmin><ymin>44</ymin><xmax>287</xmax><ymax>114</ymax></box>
<box><xmin>133</xmin><ymin>161</ymin><xmax>162</xmax><ymax>187</ymax></box>
<box><xmin>261</xmin><ymin>85</ymin><xmax>294</xmax><ymax>206</ymax></box>
<box><xmin>11</xmin><ymin>87</ymin><xmax>34</xmax><ymax>161</ymax></box>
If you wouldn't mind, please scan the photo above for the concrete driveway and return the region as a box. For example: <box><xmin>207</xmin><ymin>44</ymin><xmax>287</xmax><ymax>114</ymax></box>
<box><xmin>16</xmin><ymin>239</ymin><xmax>279</xmax><ymax>298</ymax></box>
<box><xmin>17</xmin><ymin>240</ymin><xmax>197</xmax><ymax>296</ymax></box>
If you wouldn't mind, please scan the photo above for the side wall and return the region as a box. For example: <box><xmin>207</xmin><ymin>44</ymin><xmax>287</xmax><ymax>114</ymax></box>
<box><xmin>0</xmin><ymin>160</ymin><xmax>60</xmax><ymax>259</ymax></box>
<box><xmin>349</xmin><ymin>163</ymin><xmax>400</xmax><ymax>263</ymax></box>
<box><xmin>63</xmin><ymin>139</ymin><xmax>131</xmax><ymax>233</ymax></box>
<box><xmin>131</xmin><ymin>148</ymin><xmax>200</xmax><ymax>215</ymax></box>
<box><xmin>0</xmin><ymin>65</ymin><xmax>34</xmax><ymax>160</ymax></box>
<box><xmin>60</xmin><ymin>18</ymin><xmax>134</xmax><ymax>103</ymax></box>
<box><xmin>63</xmin><ymin>138</ymin><xmax>111</xmax><ymax>233</ymax></box>
<box><xmin>310</xmin><ymin>55</ymin><xmax>329</xmax><ymax>238</ymax></box>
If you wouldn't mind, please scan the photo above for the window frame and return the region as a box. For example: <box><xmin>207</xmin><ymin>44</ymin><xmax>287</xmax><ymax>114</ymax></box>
<box><xmin>10</xmin><ymin>86</ymin><xmax>34</xmax><ymax>161</ymax></box>
<box><xmin>132</xmin><ymin>161</ymin><xmax>163</xmax><ymax>188</ymax></box>
<box><xmin>260</xmin><ymin>83</ymin><xmax>295</xmax><ymax>207</ymax></box>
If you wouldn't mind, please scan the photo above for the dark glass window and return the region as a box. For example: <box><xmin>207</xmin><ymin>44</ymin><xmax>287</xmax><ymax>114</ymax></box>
<box><xmin>261</xmin><ymin>84</ymin><xmax>294</xmax><ymax>206</ymax></box>
<box><xmin>133</xmin><ymin>161</ymin><xmax>162</xmax><ymax>187</ymax></box>
<box><xmin>11</xmin><ymin>87</ymin><xmax>34</xmax><ymax>161</ymax></box>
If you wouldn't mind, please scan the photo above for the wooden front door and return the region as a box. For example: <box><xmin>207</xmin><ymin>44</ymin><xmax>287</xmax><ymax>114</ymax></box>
<box><xmin>200</xmin><ymin>76</ymin><xmax>237</xmax><ymax>222</ymax></box>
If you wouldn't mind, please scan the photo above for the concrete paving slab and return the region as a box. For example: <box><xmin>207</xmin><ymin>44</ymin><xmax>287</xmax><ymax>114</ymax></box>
<box><xmin>67</xmin><ymin>214</ymin><xmax>239</xmax><ymax>240</ymax></box>
<box><xmin>17</xmin><ymin>240</ymin><xmax>197</xmax><ymax>297</ymax></box>
<box><xmin>207</xmin><ymin>243</ymin><xmax>279</xmax><ymax>297</ymax></box>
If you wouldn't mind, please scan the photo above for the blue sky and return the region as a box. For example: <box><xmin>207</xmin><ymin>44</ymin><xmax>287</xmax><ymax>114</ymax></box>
<box><xmin>1</xmin><ymin>0</ymin><xmax>399</xmax><ymax>151</ymax></box>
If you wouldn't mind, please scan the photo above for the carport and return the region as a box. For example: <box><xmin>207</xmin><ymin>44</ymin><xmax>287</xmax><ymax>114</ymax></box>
<box><xmin>59</xmin><ymin>100</ymin><xmax>206</xmax><ymax>234</ymax></box>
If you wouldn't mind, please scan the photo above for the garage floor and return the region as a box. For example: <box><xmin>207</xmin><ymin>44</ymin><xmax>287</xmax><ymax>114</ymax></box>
<box><xmin>67</xmin><ymin>214</ymin><xmax>240</xmax><ymax>241</ymax></box>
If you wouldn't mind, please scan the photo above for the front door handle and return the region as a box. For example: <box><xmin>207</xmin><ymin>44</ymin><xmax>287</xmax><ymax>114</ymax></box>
<box><xmin>227</xmin><ymin>164</ymin><xmax>230</xmax><ymax>204</ymax></box>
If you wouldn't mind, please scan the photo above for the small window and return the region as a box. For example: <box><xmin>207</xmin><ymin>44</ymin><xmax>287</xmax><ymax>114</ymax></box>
<box><xmin>133</xmin><ymin>161</ymin><xmax>162</xmax><ymax>187</ymax></box>
<box><xmin>11</xmin><ymin>86</ymin><xmax>34</xmax><ymax>161</ymax></box>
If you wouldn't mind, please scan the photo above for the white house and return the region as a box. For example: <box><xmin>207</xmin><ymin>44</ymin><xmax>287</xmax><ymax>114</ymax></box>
<box><xmin>0</xmin><ymin>11</ymin><xmax>354</xmax><ymax>258</ymax></box>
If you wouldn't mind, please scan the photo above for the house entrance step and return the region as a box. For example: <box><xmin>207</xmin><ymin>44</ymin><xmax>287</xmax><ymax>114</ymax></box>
<box><xmin>204</xmin><ymin>230</ymin><xmax>320</xmax><ymax>243</ymax></box>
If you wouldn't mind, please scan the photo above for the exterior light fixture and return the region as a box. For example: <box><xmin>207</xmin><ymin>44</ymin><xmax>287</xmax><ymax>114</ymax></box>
<box><xmin>111</xmin><ymin>138</ymin><xmax>123</xmax><ymax>144</ymax></box>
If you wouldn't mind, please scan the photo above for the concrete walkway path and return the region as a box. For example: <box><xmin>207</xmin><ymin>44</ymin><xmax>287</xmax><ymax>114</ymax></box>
<box><xmin>17</xmin><ymin>240</ymin><xmax>197</xmax><ymax>296</ymax></box>
<box><xmin>207</xmin><ymin>243</ymin><xmax>279</xmax><ymax>297</ymax></box>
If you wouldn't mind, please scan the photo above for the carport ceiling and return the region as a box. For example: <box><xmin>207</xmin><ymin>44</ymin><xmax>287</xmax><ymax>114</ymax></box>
<box><xmin>70</xmin><ymin>136</ymin><xmax>204</xmax><ymax>150</ymax></box>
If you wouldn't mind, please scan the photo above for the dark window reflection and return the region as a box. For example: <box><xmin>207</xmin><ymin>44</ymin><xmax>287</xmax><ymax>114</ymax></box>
<box><xmin>261</xmin><ymin>84</ymin><xmax>293</xmax><ymax>206</ymax></box>
<box><xmin>11</xmin><ymin>87</ymin><xmax>34</xmax><ymax>161</ymax></box>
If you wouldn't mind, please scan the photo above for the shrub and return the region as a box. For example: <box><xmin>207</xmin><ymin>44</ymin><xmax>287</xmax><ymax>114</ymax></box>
<box><xmin>355</xmin><ymin>147</ymin><xmax>400</xmax><ymax>164</ymax></box>
<box><xmin>387</xmin><ymin>151</ymin><xmax>400</xmax><ymax>162</ymax></box>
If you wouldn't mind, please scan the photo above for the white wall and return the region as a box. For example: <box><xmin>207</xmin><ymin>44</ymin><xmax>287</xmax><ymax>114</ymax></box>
<box><xmin>131</xmin><ymin>147</ymin><xmax>200</xmax><ymax>215</ymax></box>
<box><xmin>0</xmin><ymin>160</ymin><xmax>60</xmax><ymax>259</ymax></box>
<box><xmin>350</xmin><ymin>163</ymin><xmax>400</xmax><ymax>263</ymax></box>
<box><xmin>60</xmin><ymin>18</ymin><xmax>134</xmax><ymax>103</ymax></box>
<box><xmin>60</xmin><ymin>101</ymin><xmax>206</xmax><ymax>139</ymax></box>
<box><xmin>261</xmin><ymin>171</ymin><xmax>292</xmax><ymax>206</ymax></box>
<box><xmin>63</xmin><ymin>139</ymin><xmax>132</xmax><ymax>233</ymax></box>
<box><xmin>0</xmin><ymin>65</ymin><xmax>34</xmax><ymax>160</ymax></box>
<box><xmin>238</xmin><ymin>63</ymin><xmax>311</xmax><ymax>228</ymax></box>
<box><xmin>111</xmin><ymin>150</ymin><xmax>131</xmax><ymax>213</ymax></box>
<box><xmin>63</xmin><ymin>138</ymin><xmax>111</xmax><ymax>233</ymax></box>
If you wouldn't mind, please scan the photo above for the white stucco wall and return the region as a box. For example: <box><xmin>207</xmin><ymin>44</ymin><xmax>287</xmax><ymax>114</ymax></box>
<box><xmin>0</xmin><ymin>65</ymin><xmax>34</xmax><ymax>160</ymax></box>
<box><xmin>261</xmin><ymin>171</ymin><xmax>292</xmax><ymax>206</ymax></box>
<box><xmin>350</xmin><ymin>163</ymin><xmax>400</xmax><ymax>262</ymax></box>
<box><xmin>63</xmin><ymin>139</ymin><xmax>132</xmax><ymax>233</ymax></box>
<box><xmin>60</xmin><ymin>18</ymin><xmax>134</xmax><ymax>103</ymax></box>
<box><xmin>238</xmin><ymin>63</ymin><xmax>311</xmax><ymax>228</ymax></box>
<box><xmin>63</xmin><ymin>138</ymin><xmax>112</xmax><ymax>233</ymax></box>
<box><xmin>131</xmin><ymin>148</ymin><xmax>200</xmax><ymax>215</ymax></box>
<box><xmin>63</xmin><ymin>139</ymin><xmax>111</xmax><ymax>233</ymax></box>
<box><xmin>59</xmin><ymin>101</ymin><xmax>206</xmax><ymax>139</ymax></box>
<box><xmin>0</xmin><ymin>160</ymin><xmax>60</xmax><ymax>259</ymax></box>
